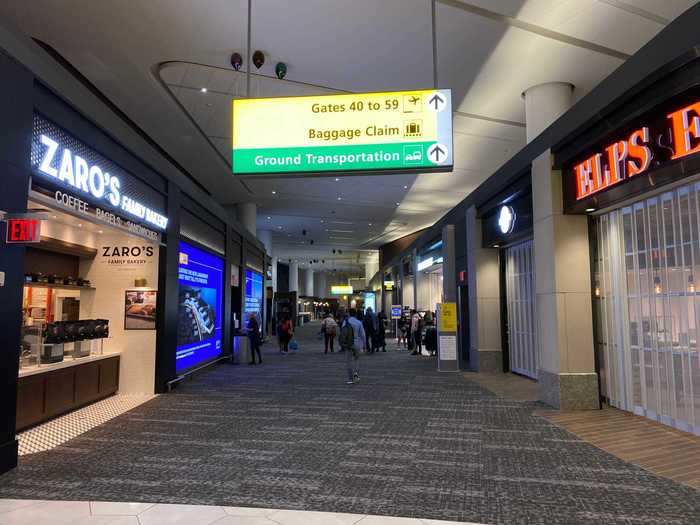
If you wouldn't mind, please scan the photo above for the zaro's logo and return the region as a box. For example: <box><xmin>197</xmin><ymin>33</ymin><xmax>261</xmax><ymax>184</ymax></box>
<box><xmin>36</xmin><ymin>134</ymin><xmax>168</xmax><ymax>230</ymax></box>
<box><xmin>574</xmin><ymin>100</ymin><xmax>700</xmax><ymax>200</ymax></box>
<box><xmin>102</xmin><ymin>246</ymin><xmax>155</xmax><ymax>258</ymax></box>
<box><xmin>39</xmin><ymin>135</ymin><xmax>121</xmax><ymax>206</ymax></box>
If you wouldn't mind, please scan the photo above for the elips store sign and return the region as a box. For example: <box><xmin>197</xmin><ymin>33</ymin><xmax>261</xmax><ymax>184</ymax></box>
<box><xmin>232</xmin><ymin>90</ymin><xmax>453</xmax><ymax>176</ymax></box>
<box><xmin>30</xmin><ymin>115</ymin><xmax>168</xmax><ymax>230</ymax></box>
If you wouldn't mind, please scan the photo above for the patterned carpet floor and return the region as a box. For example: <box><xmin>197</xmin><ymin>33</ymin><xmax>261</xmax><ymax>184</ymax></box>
<box><xmin>2</xmin><ymin>322</ymin><xmax>700</xmax><ymax>524</ymax></box>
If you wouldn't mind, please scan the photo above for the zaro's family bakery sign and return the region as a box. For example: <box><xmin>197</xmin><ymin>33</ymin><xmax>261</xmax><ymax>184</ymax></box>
<box><xmin>573</xmin><ymin>99</ymin><xmax>700</xmax><ymax>201</ymax></box>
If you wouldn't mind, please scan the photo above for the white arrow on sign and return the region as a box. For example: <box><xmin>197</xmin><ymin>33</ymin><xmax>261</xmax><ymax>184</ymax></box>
<box><xmin>426</xmin><ymin>92</ymin><xmax>447</xmax><ymax>112</ymax></box>
<box><xmin>428</xmin><ymin>143</ymin><xmax>449</xmax><ymax>164</ymax></box>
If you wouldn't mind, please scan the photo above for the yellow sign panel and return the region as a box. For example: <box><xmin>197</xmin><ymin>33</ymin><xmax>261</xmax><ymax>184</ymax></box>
<box><xmin>331</xmin><ymin>285</ymin><xmax>353</xmax><ymax>295</ymax></box>
<box><xmin>232</xmin><ymin>89</ymin><xmax>452</xmax><ymax>175</ymax></box>
<box><xmin>438</xmin><ymin>302</ymin><xmax>457</xmax><ymax>333</ymax></box>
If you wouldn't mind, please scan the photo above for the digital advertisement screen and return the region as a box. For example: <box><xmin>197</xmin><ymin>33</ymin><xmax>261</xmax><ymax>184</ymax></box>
<box><xmin>245</xmin><ymin>269</ymin><xmax>264</xmax><ymax>331</ymax></box>
<box><xmin>176</xmin><ymin>241</ymin><xmax>224</xmax><ymax>372</ymax></box>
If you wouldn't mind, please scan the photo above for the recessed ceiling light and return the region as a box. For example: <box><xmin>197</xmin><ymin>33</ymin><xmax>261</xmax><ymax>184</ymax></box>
<box><xmin>335</xmin><ymin>178</ymin><xmax>340</xmax><ymax>182</ymax></box>
<box><xmin>585</xmin><ymin>208</ymin><xmax>596</xmax><ymax>212</ymax></box>
<box><xmin>395</xmin><ymin>202</ymin><xmax>400</xmax><ymax>206</ymax></box>
<box><xmin>52</xmin><ymin>215</ymin><xmax>57</xmax><ymax>219</ymax></box>
<box><xmin>98</xmin><ymin>230</ymin><xmax>103</xmax><ymax>234</ymax></box>
<box><xmin>267</xmin><ymin>216</ymin><xmax>271</xmax><ymax>219</ymax></box>
<box><xmin>403</xmin><ymin>185</ymin><xmax>408</xmax><ymax>189</ymax></box>
<box><xmin>77</xmin><ymin>223</ymin><xmax>82</xmax><ymax>227</ymax></box>
<box><xmin>320</xmin><ymin>219</ymin><xmax>324</xmax><ymax>223</ymax></box>
<box><xmin>200</xmin><ymin>87</ymin><xmax>207</xmax><ymax>93</ymax></box>
<box><xmin>272</xmin><ymin>190</ymin><xmax>276</xmax><ymax>194</ymax></box>
<box><xmin>337</xmin><ymin>197</ymin><xmax>342</xmax><ymax>200</ymax></box>
<box><xmin>277</xmin><ymin>226</ymin><xmax>282</xmax><ymax>229</ymax></box>
<box><xmin>368</xmin><ymin>223</ymin><xmax>372</xmax><ymax>226</ymax></box>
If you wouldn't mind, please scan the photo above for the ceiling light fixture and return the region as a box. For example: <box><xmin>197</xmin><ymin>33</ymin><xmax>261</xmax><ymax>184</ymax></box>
<box><xmin>335</xmin><ymin>178</ymin><xmax>340</xmax><ymax>182</ymax></box>
<box><xmin>200</xmin><ymin>87</ymin><xmax>207</xmax><ymax>93</ymax></box>
<box><xmin>404</xmin><ymin>185</ymin><xmax>408</xmax><ymax>189</ymax></box>
<box><xmin>337</xmin><ymin>197</ymin><xmax>342</xmax><ymax>200</ymax></box>
<box><xmin>395</xmin><ymin>202</ymin><xmax>400</xmax><ymax>206</ymax></box>
<box><xmin>267</xmin><ymin>216</ymin><xmax>271</xmax><ymax>219</ymax></box>
<box><xmin>585</xmin><ymin>208</ymin><xmax>596</xmax><ymax>213</ymax></box>
<box><xmin>272</xmin><ymin>190</ymin><xmax>277</xmax><ymax>194</ymax></box>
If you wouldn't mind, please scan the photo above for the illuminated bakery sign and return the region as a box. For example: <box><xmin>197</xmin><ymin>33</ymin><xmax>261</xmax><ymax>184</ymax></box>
<box><xmin>31</xmin><ymin>115</ymin><xmax>168</xmax><ymax>230</ymax></box>
<box><xmin>572</xmin><ymin>99</ymin><xmax>700</xmax><ymax>201</ymax></box>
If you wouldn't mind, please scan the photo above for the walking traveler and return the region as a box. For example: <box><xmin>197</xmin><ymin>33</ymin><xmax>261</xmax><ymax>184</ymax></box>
<box><xmin>376</xmin><ymin>310</ymin><xmax>387</xmax><ymax>352</ymax></box>
<box><xmin>410</xmin><ymin>309</ymin><xmax>423</xmax><ymax>356</ymax></box>
<box><xmin>397</xmin><ymin>314</ymin><xmax>408</xmax><ymax>348</ymax></box>
<box><xmin>321</xmin><ymin>311</ymin><xmax>338</xmax><ymax>353</ymax></box>
<box><xmin>247</xmin><ymin>312</ymin><xmax>262</xmax><ymax>365</ymax></box>
<box><xmin>340</xmin><ymin>308</ymin><xmax>365</xmax><ymax>384</ymax></box>
<box><xmin>363</xmin><ymin>307</ymin><xmax>376</xmax><ymax>353</ymax></box>
<box><xmin>278</xmin><ymin>314</ymin><xmax>293</xmax><ymax>354</ymax></box>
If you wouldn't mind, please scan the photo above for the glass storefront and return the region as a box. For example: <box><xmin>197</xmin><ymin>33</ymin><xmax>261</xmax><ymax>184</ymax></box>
<box><xmin>593</xmin><ymin>180</ymin><xmax>700</xmax><ymax>435</ymax></box>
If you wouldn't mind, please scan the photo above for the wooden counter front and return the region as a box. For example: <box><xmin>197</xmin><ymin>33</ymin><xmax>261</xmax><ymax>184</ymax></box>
<box><xmin>16</xmin><ymin>354</ymin><xmax>120</xmax><ymax>431</ymax></box>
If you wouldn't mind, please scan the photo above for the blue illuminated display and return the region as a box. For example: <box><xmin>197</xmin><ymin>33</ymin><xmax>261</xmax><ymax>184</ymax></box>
<box><xmin>245</xmin><ymin>269</ymin><xmax>264</xmax><ymax>330</ymax></box>
<box><xmin>176</xmin><ymin>241</ymin><xmax>224</xmax><ymax>372</ymax></box>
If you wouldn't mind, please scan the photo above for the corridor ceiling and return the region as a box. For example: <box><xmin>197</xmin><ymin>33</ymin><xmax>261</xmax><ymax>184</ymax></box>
<box><xmin>0</xmin><ymin>0</ymin><xmax>694</xmax><ymax>271</ymax></box>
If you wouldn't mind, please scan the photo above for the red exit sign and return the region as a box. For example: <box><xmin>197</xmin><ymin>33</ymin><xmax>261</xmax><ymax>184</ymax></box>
<box><xmin>6</xmin><ymin>218</ymin><xmax>41</xmax><ymax>243</ymax></box>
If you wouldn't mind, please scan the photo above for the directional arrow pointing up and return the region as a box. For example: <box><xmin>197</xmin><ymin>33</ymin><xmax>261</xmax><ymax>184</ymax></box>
<box><xmin>428</xmin><ymin>143</ymin><xmax>449</xmax><ymax>164</ymax></box>
<box><xmin>429</xmin><ymin>94</ymin><xmax>443</xmax><ymax>110</ymax></box>
<box><xmin>430</xmin><ymin>145</ymin><xmax>445</xmax><ymax>161</ymax></box>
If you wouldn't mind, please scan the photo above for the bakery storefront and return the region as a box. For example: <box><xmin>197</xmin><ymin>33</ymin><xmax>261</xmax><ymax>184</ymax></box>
<box><xmin>562</xmin><ymin>79</ymin><xmax>700</xmax><ymax>434</ymax></box>
<box><xmin>17</xmin><ymin>112</ymin><xmax>167</xmax><ymax>431</ymax></box>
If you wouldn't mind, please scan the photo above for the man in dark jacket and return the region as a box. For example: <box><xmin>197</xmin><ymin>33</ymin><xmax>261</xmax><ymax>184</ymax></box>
<box><xmin>247</xmin><ymin>312</ymin><xmax>262</xmax><ymax>365</ymax></box>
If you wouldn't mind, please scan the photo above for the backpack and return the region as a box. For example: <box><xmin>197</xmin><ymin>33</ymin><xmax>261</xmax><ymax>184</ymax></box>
<box><xmin>339</xmin><ymin>320</ymin><xmax>354</xmax><ymax>349</ymax></box>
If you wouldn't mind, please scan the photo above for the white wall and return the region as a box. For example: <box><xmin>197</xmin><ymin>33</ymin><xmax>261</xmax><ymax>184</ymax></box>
<box><xmin>79</xmin><ymin>231</ymin><xmax>159</xmax><ymax>394</ymax></box>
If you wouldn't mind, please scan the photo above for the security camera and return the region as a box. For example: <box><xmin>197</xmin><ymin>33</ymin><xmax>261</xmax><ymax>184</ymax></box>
<box><xmin>230</xmin><ymin>52</ymin><xmax>243</xmax><ymax>71</ymax></box>
<box><xmin>252</xmin><ymin>50</ymin><xmax>265</xmax><ymax>69</ymax></box>
<box><xmin>275</xmin><ymin>62</ymin><xmax>287</xmax><ymax>80</ymax></box>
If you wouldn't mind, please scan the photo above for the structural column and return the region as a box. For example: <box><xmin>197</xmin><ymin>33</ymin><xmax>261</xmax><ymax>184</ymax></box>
<box><xmin>289</xmin><ymin>261</ymin><xmax>299</xmax><ymax>293</ymax></box>
<box><xmin>236</xmin><ymin>202</ymin><xmax>257</xmax><ymax>236</ymax></box>
<box><xmin>315</xmin><ymin>271</ymin><xmax>327</xmax><ymax>298</ymax></box>
<box><xmin>305</xmin><ymin>268</ymin><xmax>314</xmax><ymax>297</ymax></box>
<box><xmin>525</xmin><ymin>82</ymin><xmax>598</xmax><ymax>409</ymax></box>
<box><xmin>256</xmin><ymin>229</ymin><xmax>276</xmax><ymax>292</ymax></box>
<box><xmin>364</xmin><ymin>260</ymin><xmax>379</xmax><ymax>287</ymax></box>
<box><xmin>465</xmin><ymin>206</ymin><xmax>502</xmax><ymax>372</ymax></box>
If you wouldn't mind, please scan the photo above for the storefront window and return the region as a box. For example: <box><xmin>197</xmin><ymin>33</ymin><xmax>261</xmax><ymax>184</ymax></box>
<box><xmin>594</xmin><ymin>181</ymin><xmax>700</xmax><ymax>435</ymax></box>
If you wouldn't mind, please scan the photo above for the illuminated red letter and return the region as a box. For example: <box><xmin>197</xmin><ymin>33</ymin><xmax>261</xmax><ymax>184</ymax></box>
<box><xmin>575</xmin><ymin>154</ymin><xmax>604</xmax><ymax>199</ymax></box>
<box><xmin>605</xmin><ymin>140</ymin><xmax>627</xmax><ymax>185</ymax></box>
<box><xmin>668</xmin><ymin>101</ymin><xmax>700</xmax><ymax>160</ymax></box>
<box><xmin>627</xmin><ymin>127</ymin><xmax>651</xmax><ymax>176</ymax></box>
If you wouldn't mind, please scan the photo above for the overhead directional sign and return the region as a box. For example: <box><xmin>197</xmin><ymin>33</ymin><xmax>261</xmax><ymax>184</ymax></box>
<box><xmin>232</xmin><ymin>89</ymin><xmax>453</xmax><ymax>176</ymax></box>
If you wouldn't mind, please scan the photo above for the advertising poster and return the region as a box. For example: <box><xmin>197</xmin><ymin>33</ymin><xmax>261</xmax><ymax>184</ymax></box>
<box><xmin>176</xmin><ymin>241</ymin><xmax>224</xmax><ymax>372</ymax></box>
<box><xmin>245</xmin><ymin>269</ymin><xmax>264</xmax><ymax>331</ymax></box>
<box><xmin>124</xmin><ymin>290</ymin><xmax>157</xmax><ymax>330</ymax></box>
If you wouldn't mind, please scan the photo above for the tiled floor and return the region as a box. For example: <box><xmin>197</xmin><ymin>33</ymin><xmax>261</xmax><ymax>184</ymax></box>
<box><xmin>0</xmin><ymin>499</ymin><xmax>487</xmax><ymax>525</ymax></box>
<box><xmin>18</xmin><ymin>394</ymin><xmax>156</xmax><ymax>455</ymax></box>
<box><xmin>539</xmin><ymin>405</ymin><xmax>700</xmax><ymax>489</ymax></box>
<box><xmin>2</xmin><ymin>322</ymin><xmax>700</xmax><ymax>524</ymax></box>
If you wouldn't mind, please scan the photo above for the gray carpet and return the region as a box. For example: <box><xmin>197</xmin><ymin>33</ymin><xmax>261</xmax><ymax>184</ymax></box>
<box><xmin>2</xmin><ymin>321</ymin><xmax>700</xmax><ymax>524</ymax></box>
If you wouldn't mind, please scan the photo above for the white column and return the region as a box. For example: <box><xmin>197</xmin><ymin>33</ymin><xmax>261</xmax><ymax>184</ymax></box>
<box><xmin>289</xmin><ymin>261</ymin><xmax>299</xmax><ymax>293</ymax></box>
<box><xmin>305</xmin><ymin>268</ymin><xmax>314</xmax><ymax>297</ymax></box>
<box><xmin>270</xmin><ymin>255</ymin><xmax>278</xmax><ymax>293</ymax></box>
<box><xmin>316</xmin><ymin>271</ymin><xmax>327</xmax><ymax>298</ymax></box>
<box><xmin>526</xmin><ymin>82</ymin><xmax>598</xmax><ymax>409</ymax></box>
<box><xmin>364</xmin><ymin>260</ymin><xmax>379</xmax><ymax>287</ymax></box>
<box><xmin>524</xmin><ymin>82</ymin><xmax>573</xmax><ymax>143</ymax></box>
<box><xmin>257</xmin><ymin>229</ymin><xmax>272</xmax><ymax>256</ymax></box>
<box><xmin>466</xmin><ymin>206</ymin><xmax>502</xmax><ymax>372</ymax></box>
<box><xmin>236</xmin><ymin>202</ymin><xmax>257</xmax><ymax>236</ymax></box>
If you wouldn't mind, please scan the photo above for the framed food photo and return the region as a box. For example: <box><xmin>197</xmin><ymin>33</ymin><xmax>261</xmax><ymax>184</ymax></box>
<box><xmin>124</xmin><ymin>290</ymin><xmax>157</xmax><ymax>330</ymax></box>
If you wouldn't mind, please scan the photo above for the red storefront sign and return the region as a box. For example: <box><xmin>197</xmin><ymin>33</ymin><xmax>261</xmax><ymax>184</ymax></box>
<box><xmin>574</xmin><ymin>100</ymin><xmax>700</xmax><ymax>200</ymax></box>
<box><xmin>5</xmin><ymin>218</ymin><xmax>41</xmax><ymax>243</ymax></box>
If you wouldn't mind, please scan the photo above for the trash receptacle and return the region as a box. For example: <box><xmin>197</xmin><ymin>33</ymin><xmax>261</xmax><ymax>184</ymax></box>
<box><xmin>232</xmin><ymin>335</ymin><xmax>250</xmax><ymax>364</ymax></box>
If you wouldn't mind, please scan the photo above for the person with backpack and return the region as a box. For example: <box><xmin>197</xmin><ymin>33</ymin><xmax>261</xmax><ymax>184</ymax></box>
<box><xmin>321</xmin><ymin>311</ymin><xmax>338</xmax><ymax>353</ymax></box>
<box><xmin>340</xmin><ymin>308</ymin><xmax>365</xmax><ymax>384</ymax></box>
<box><xmin>278</xmin><ymin>314</ymin><xmax>293</xmax><ymax>354</ymax></box>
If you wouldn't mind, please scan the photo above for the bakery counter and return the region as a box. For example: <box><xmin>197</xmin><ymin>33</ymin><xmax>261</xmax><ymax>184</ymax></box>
<box><xmin>16</xmin><ymin>353</ymin><xmax>121</xmax><ymax>431</ymax></box>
